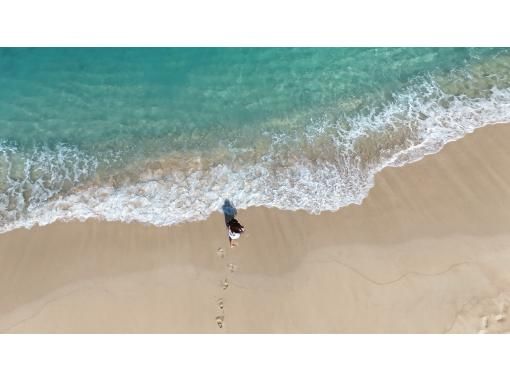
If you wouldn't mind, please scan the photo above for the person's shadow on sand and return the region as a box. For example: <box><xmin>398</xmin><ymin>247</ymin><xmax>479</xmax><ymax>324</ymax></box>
<box><xmin>221</xmin><ymin>199</ymin><xmax>237</xmax><ymax>226</ymax></box>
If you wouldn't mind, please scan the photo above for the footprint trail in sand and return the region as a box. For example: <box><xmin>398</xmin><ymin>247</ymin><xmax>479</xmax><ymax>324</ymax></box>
<box><xmin>213</xmin><ymin>239</ymin><xmax>243</xmax><ymax>330</ymax></box>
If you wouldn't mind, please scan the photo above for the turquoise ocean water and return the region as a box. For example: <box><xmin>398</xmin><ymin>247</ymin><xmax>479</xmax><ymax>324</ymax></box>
<box><xmin>1</xmin><ymin>48</ymin><xmax>510</xmax><ymax>232</ymax></box>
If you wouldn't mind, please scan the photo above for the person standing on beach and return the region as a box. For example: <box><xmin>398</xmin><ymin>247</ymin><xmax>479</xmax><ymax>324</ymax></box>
<box><xmin>227</xmin><ymin>218</ymin><xmax>245</xmax><ymax>248</ymax></box>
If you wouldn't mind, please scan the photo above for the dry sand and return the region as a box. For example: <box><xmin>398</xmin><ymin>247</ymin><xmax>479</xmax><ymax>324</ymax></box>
<box><xmin>1</xmin><ymin>123</ymin><xmax>510</xmax><ymax>333</ymax></box>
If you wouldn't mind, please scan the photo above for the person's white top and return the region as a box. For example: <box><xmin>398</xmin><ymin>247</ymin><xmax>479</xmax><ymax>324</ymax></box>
<box><xmin>228</xmin><ymin>228</ymin><xmax>241</xmax><ymax>240</ymax></box>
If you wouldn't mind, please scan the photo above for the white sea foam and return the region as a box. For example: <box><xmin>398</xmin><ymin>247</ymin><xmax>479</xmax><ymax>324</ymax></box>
<box><xmin>0</xmin><ymin>143</ymin><xmax>98</xmax><ymax>226</ymax></box>
<box><xmin>1</xmin><ymin>78</ymin><xmax>510</xmax><ymax>233</ymax></box>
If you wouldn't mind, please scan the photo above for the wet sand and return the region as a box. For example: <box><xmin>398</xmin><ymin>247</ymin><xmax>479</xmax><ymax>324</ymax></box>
<box><xmin>1</xmin><ymin>123</ymin><xmax>510</xmax><ymax>333</ymax></box>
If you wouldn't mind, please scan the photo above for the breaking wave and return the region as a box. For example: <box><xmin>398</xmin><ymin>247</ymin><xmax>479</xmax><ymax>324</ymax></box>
<box><xmin>1</xmin><ymin>76</ymin><xmax>510</xmax><ymax>233</ymax></box>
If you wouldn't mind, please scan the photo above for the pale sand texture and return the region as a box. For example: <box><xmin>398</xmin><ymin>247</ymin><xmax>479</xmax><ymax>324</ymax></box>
<box><xmin>1</xmin><ymin>123</ymin><xmax>510</xmax><ymax>333</ymax></box>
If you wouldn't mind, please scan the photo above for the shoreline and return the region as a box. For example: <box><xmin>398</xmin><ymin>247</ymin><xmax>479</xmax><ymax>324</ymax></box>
<box><xmin>1</xmin><ymin>123</ymin><xmax>510</xmax><ymax>332</ymax></box>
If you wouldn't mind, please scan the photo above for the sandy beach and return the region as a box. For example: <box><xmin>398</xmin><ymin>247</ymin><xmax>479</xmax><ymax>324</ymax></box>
<box><xmin>1</xmin><ymin>123</ymin><xmax>510</xmax><ymax>333</ymax></box>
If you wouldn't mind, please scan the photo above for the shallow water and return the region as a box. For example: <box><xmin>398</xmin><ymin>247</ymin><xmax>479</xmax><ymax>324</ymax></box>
<box><xmin>1</xmin><ymin>48</ymin><xmax>510</xmax><ymax>231</ymax></box>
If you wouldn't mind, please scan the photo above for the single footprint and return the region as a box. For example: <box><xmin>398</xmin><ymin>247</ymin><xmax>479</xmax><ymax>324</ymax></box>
<box><xmin>222</xmin><ymin>278</ymin><xmax>230</xmax><ymax>290</ymax></box>
<box><xmin>494</xmin><ymin>314</ymin><xmax>505</xmax><ymax>322</ymax></box>
<box><xmin>216</xmin><ymin>248</ymin><xmax>225</xmax><ymax>258</ymax></box>
<box><xmin>217</xmin><ymin>298</ymin><xmax>224</xmax><ymax>310</ymax></box>
<box><xmin>480</xmin><ymin>316</ymin><xmax>489</xmax><ymax>330</ymax></box>
<box><xmin>216</xmin><ymin>315</ymin><xmax>224</xmax><ymax>328</ymax></box>
<box><xmin>227</xmin><ymin>263</ymin><xmax>237</xmax><ymax>272</ymax></box>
